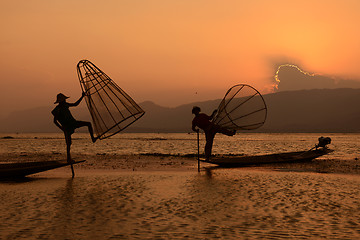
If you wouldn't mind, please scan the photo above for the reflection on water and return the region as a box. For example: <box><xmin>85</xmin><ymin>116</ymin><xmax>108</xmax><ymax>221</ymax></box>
<box><xmin>1</xmin><ymin>170</ymin><xmax>359</xmax><ymax>239</ymax></box>
<box><xmin>54</xmin><ymin>178</ymin><xmax>77</xmax><ymax>239</ymax></box>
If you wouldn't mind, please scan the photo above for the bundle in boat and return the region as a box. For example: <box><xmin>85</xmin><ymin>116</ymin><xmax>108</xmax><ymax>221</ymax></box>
<box><xmin>77</xmin><ymin>60</ymin><xmax>145</xmax><ymax>139</ymax></box>
<box><xmin>212</xmin><ymin>84</ymin><xmax>267</xmax><ymax>130</ymax></box>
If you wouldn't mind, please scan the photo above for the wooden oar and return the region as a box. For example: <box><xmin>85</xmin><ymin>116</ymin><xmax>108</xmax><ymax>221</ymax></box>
<box><xmin>197</xmin><ymin>131</ymin><xmax>200</xmax><ymax>172</ymax></box>
<box><xmin>70</xmin><ymin>162</ymin><xmax>75</xmax><ymax>178</ymax></box>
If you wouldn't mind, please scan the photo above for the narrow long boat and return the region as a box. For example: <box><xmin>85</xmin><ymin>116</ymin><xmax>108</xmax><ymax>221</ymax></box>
<box><xmin>200</xmin><ymin>148</ymin><xmax>333</xmax><ymax>167</ymax></box>
<box><xmin>0</xmin><ymin>160</ymin><xmax>85</xmax><ymax>178</ymax></box>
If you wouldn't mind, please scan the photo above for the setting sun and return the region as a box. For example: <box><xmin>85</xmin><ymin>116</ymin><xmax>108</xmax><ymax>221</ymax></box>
<box><xmin>1</xmin><ymin>0</ymin><xmax>360</xmax><ymax>116</ymax></box>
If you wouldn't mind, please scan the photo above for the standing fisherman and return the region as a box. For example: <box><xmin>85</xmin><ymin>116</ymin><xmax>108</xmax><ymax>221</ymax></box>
<box><xmin>192</xmin><ymin>106</ymin><xmax>235</xmax><ymax>161</ymax></box>
<box><xmin>52</xmin><ymin>93</ymin><xmax>97</xmax><ymax>163</ymax></box>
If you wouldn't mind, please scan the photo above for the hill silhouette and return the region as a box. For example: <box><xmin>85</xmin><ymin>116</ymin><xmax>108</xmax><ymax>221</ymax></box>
<box><xmin>0</xmin><ymin>88</ymin><xmax>359</xmax><ymax>133</ymax></box>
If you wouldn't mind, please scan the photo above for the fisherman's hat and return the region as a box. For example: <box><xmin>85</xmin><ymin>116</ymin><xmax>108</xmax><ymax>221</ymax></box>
<box><xmin>54</xmin><ymin>93</ymin><xmax>69</xmax><ymax>104</ymax></box>
<box><xmin>192</xmin><ymin>106</ymin><xmax>201</xmax><ymax>114</ymax></box>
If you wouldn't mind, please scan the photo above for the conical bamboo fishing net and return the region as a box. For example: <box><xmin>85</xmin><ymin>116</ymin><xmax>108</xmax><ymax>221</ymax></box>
<box><xmin>77</xmin><ymin>60</ymin><xmax>145</xmax><ymax>139</ymax></box>
<box><xmin>212</xmin><ymin>84</ymin><xmax>267</xmax><ymax>130</ymax></box>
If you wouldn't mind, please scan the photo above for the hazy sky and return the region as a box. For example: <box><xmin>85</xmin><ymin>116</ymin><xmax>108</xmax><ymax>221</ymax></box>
<box><xmin>1</xmin><ymin>0</ymin><xmax>360</xmax><ymax>117</ymax></box>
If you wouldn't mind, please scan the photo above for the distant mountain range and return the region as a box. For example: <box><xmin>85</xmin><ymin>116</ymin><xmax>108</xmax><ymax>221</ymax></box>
<box><xmin>1</xmin><ymin>88</ymin><xmax>360</xmax><ymax>133</ymax></box>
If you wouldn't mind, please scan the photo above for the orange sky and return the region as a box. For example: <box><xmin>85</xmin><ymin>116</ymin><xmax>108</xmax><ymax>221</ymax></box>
<box><xmin>1</xmin><ymin>0</ymin><xmax>360</xmax><ymax>117</ymax></box>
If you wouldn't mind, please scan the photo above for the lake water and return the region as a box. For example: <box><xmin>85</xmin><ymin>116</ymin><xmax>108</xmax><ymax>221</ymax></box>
<box><xmin>1</xmin><ymin>167</ymin><xmax>360</xmax><ymax>239</ymax></box>
<box><xmin>1</xmin><ymin>133</ymin><xmax>360</xmax><ymax>239</ymax></box>
<box><xmin>0</xmin><ymin>132</ymin><xmax>359</xmax><ymax>160</ymax></box>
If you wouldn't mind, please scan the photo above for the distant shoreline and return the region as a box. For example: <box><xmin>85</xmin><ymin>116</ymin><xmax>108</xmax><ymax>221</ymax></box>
<box><xmin>1</xmin><ymin>88</ymin><xmax>360</xmax><ymax>133</ymax></box>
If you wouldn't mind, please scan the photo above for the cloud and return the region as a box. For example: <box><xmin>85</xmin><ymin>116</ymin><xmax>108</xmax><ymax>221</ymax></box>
<box><xmin>274</xmin><ymin>64</ymin><xmax>360</xmax><ymax>92</ymax></box>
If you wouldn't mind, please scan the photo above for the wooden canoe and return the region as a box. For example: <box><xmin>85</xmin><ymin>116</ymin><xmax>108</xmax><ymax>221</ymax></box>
<box><xmin>0</xmin><ymin>160</ymin><xmax>85</xmax><ymax>178</ymax></box>
<box><xmin>200</xmin><ymin>148</ymin><xmax>333</xmax><ymax>167</ymax></box>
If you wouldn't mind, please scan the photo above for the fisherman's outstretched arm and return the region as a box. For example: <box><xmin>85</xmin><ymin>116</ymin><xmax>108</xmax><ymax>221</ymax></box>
<box><xmin>69</xmin><ymin>93</ymin><xmax>85</xmax><ymax>107</ymax></box>
<box><xmin>209</xmin><ymin>109</ymin><xmax>218</xmax><ymax>120</ymax></box>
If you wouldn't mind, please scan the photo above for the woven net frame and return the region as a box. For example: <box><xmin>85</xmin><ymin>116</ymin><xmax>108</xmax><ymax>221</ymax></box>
<box><xmin>212</xmin><ymin>84</ymin><xmax>267</xmax><ymax>130</ymax></box>
<box><xmin>77</xmin><ymin>60</ymin><xmax>145</xmax><ymax>139</ymax></box>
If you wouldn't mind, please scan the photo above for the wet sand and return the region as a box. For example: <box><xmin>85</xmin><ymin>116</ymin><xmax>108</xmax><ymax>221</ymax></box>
<box><xmin>1</xmin><ymin>153</ymin><xmax>360</xmax><ymax>239</ymax></box>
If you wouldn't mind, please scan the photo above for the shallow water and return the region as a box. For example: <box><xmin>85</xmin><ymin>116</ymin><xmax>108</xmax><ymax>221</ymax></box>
<box><xmin>1</xmin><ymin>133</ymin><xmax>360</xmax><ymax>239</ymax></box>
<box><xmin>1</xmin><ymin>132</ymin><xmax>359</xmax><ymax>160</ymax></box>
<box><xmin>0</xmin><ymin>169</ymin><xmax>359</xmax><ymax>239</ymax></box>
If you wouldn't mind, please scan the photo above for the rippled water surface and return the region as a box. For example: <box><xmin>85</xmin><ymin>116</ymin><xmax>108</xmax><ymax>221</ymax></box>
<box><xmin>1</xmin><ymin>170</ymin><xmax>360</xmax><ymax>239</ymax></box>
<box><xmin>1</xmin><ymin>132</ymin><xmax>359</xmax><ymax>159</ymax></box>
<box><xmin>1</xmin><ymin>133</ymin><xmax>360</xmax><ymax>239</ymax></box>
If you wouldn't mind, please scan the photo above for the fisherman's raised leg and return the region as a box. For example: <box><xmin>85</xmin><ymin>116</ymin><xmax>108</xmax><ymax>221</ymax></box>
<box><xmin>77</xmin><ymin>121</ymin><xmax>97</xmax><ymax>143</ymax></box>
<box><xmin>218</xmin><ymin>126</ymin><xmax>236</xmax><ymax>136</ymax></box>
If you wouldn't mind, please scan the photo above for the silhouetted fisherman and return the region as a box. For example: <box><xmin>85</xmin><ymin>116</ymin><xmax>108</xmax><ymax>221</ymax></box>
<box><xmin>52</xmin><ymin>93</ymin><xmax>97</xmax><ymax>163</ymax></box>
<box><xmin>192</xmin><ymin>106</ymin><xmax>235</xmax><ymax>161</ymax></box>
